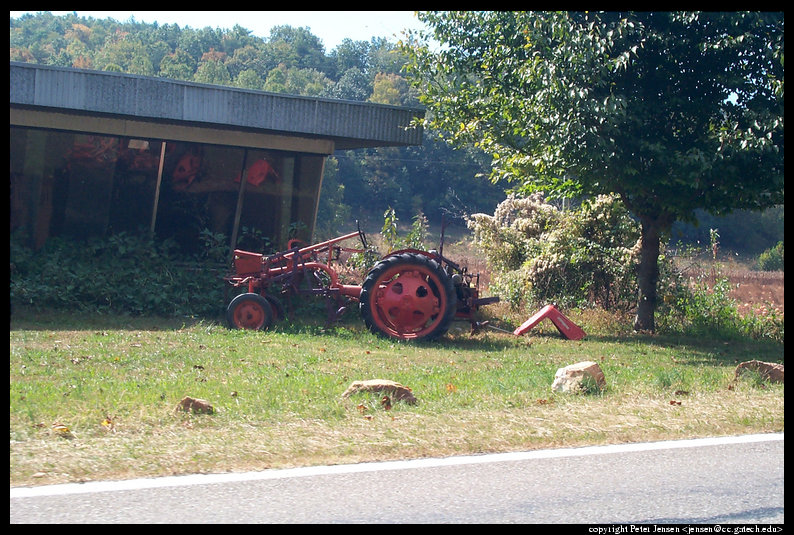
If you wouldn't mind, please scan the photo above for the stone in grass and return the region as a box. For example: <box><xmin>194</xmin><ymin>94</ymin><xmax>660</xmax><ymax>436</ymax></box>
<box><xmin>175</xmin><ymin>396</ymin><xmax>214</xmax><ymax>414</ymax></box>
<box><xmin>551</xmin><ymin>361</ymin><xmax>606</xmax><ymax>394</ymax></box>
<box><xmin>341</xmin><ymin>379</ymin><xmax>417</xmax><ymax>404</ymax></box>
<box><xmin>734</xmin><ymin>360</ymin><xmax>784</xmax><ymax>384</ymax></box>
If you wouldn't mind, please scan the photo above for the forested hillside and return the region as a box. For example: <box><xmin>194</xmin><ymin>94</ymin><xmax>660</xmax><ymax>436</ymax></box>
<box><xmin>10</xmin><ymin>11</ymin><xmax>506</xmax><ymax>235</ymax></box>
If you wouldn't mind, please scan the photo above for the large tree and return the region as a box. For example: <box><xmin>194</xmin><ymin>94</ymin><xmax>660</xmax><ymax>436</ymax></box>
<box><xmin>403</xmin><ymin>11</ymin><xmax>784</xmax><ymax>331</ymax></box>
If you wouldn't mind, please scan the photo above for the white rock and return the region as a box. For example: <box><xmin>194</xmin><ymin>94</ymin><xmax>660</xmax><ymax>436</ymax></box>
<box><xmin>551</xmin><ymin>361</ymin><xmax>606</xmax><ymax>393</ymax></box>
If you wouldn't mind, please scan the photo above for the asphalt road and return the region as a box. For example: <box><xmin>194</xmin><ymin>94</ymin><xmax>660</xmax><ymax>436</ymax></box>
<box><xmin>10</xmin><ymin>433</ymin><xmax>784</xmax><ymax>524</ymax></box>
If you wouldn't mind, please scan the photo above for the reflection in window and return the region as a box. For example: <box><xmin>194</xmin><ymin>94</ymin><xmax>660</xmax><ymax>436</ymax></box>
<box><xmin>10</xmin><ymin>126</ymin><xmax>326</xmax><ymax>256</ymax></box>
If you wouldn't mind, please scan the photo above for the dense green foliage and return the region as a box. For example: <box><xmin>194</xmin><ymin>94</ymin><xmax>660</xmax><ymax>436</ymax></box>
<box><xmin>758</xmin><ymin>241</ymin><xmax>784</xmax><ymax>272</ymax></box>
<box><xmin>8</xmin><ymin>211</ymin><xmax>428</xmax><ymax>320</ymax></box>
<box><xmin>10</xmin><ymin>230</ymin><xmax>226</xmax><ymax>317</ymax></box>
<box><xmin>403</xmin><ymin>11</ymin><xmax>784</xmax><ymax>331</ymax></box>
<box><xmin>405</xmin><ymin>11</ymin><xmax>784</xmax><ymax>219</ymax></box>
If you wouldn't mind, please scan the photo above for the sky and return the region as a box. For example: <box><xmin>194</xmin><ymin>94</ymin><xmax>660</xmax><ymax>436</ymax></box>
<box><xmin>9</xmin><ymin>11</ymin><xmax>429</xmax><ymax>51</ymax></box>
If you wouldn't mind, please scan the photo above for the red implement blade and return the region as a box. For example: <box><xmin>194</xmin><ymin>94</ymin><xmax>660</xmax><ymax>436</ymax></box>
<box><xmin>513</xmin><ymin>304</ymin><xmax>586</xmax><ymax>340</ymax></box>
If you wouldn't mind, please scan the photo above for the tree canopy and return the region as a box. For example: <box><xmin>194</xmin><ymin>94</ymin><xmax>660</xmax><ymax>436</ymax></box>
<box><xmin>403</xmin><ymin>11</ymin><xmax>784</xmax><ymax>331</ymax></box>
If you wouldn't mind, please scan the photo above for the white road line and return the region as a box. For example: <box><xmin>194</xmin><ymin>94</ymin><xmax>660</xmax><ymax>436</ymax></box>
<box><xmin>10</xmin><ymin>433</ymin><xmax>783</xmax><ymax>499</ymax></box>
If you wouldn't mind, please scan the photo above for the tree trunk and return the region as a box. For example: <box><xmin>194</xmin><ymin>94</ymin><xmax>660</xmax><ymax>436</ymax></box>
<box><xmin>633</xmin><ymin>216</ymin><xmax>662</xmax><ymax>332</ymax></box>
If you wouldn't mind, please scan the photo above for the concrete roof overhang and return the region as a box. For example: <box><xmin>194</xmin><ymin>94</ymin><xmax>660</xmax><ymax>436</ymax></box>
<box><xmin>9</xmin><ymin>62</ymin><xmax>425</xmax><ymax>154</ymax></box>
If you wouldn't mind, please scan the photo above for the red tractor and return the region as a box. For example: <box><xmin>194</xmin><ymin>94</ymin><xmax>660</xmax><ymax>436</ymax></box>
<box><xmin>223</xmin><ymin>226</ymin><xmax>499</xmax><ymax>341</ymax></box>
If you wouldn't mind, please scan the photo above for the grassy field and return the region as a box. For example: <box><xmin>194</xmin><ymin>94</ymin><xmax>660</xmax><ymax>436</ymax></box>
<box><xmin>10</xmin><ymin>300</ymin><xmax>784</xmax><ymax>488</ymax></box>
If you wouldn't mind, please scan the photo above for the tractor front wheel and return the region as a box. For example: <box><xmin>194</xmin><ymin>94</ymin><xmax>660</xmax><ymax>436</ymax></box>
<box><xmin>226</xmin><ymin>292</ymin><xmax>274</xmax><ymax>331</ymax></box>
<box><xmin>360</xmin><ymin>253</ymin><xmax>456</xmax><ymax>341</ymax></box>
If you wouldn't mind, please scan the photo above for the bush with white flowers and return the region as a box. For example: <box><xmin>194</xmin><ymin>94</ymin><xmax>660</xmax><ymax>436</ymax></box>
<box><xmin>468</xmin><ymin>193</ymin><xmax>644</xmax><ymax>311</ymax></box>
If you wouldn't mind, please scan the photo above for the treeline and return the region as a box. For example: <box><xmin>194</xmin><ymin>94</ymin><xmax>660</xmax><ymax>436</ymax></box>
<box><xmin>11</xmin><ymin>12</ymin><xmax>413</xmax><ymax>99</ymax></box>
<box><xmin>10</xmin><ymin>11</ymin><xmax>506</xmax><ymax>234</ymax></box>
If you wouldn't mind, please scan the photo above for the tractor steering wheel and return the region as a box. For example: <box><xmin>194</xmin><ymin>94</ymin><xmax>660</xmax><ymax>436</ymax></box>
<box><xmin>357</xmin><ymin>220</ymin><xmax>368</xmax><ymax>250</ymax></box>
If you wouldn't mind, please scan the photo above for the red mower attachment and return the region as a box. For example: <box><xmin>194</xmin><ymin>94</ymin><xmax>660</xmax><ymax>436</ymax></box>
<box><xmin>513</xmin><ymin>304</ymin><xmax>586</xmax><ymax>340</ymax></box>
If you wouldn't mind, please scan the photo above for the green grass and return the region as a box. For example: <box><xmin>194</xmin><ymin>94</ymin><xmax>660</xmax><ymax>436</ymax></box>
<box><xmin>10</xmin><ymin>306</ymin><xmax>784</xmax><ymax>488</ymax></box>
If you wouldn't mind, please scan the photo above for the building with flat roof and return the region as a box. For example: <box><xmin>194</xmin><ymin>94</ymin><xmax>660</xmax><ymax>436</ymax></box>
<box><xmin>10</xmin><ymin>61</ymin><xmax>424</xmax><ymax>251</ymax></box>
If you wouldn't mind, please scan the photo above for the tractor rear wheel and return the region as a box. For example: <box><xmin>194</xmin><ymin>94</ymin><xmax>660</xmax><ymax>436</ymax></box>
<box><xmin>264</xmin><ymin>294</ymin><xmax>285</xmax><ymax>322</ymax></box>
<box><xmin>360</xmin><ymin>253</ymin><xmax>456</xmax><ymax>341</ymax></box>
<box><xmin>226</xmin><ymin>292</ymin><xmax>274</xmax><ymax>331</ymax></box>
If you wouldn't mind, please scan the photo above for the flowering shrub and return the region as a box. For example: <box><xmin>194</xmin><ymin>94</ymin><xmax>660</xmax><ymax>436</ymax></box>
<box><xmin>467</xmin><ymin>193</ymin><xmax>559</xmax><ymax>274</ymax></box>
<box><xmin>468</xmin><ymin>193</ymin><xmax>645</xmax><ymax>311</ymax></box>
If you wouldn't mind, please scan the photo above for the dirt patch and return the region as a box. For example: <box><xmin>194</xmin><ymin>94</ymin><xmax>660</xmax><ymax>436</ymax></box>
<box><xmin>729</xmin><ymin>271</ymin><xmax>784</xmax><ymax>316</ymax></box>
<box><xmin>684</xmin><ymin>268</ymin><xmax>784</xmax><ymax>317</ymax></box>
